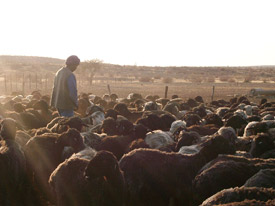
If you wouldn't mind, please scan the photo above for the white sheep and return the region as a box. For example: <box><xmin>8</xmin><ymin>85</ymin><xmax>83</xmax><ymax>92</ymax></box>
<box><xmin>145</xmin><ymin>130</ymin><xmax>174</xmax><ymax>149</ymax></box>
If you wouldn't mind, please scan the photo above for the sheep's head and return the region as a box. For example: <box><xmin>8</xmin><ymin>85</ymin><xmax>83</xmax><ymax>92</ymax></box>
<box><xmin>58</xmin><ymin>128</ymin><xmax>85</xmax><ymax>152</ymax></box>
<box><xmin>182</xmin><ymin>113</ymin><xmax>201</xmax><ymax>127</ymax></box>
<box><xmin>217</xmin><ymin>126</ymin><xmax>237</xmax><ymax>144</ymax></box>
<box><xmin>250</xmin><ymin>133</ymin><xmax>275</xmax><ymax>157</ymax></box>
<box><xmin>85</xmin><ymin>151</ymin><xmax>120</xmax><ymax>181</ymax></box>
<box><xmin>175</xmin><ymin>131</ymin><xmax>201</xmax><ymax>151</ymax></box>
<box><xmin>105</xmin><ymin>109</ymin><xmax>119</xmax><ymax>120</ymax></box>
<box><xmin>86</xmin><ymin>105</ymin><xmax>104</xmax><ymax>116</ymax></box>
<box><xmin>13</xmin><ymin>103</ymin><xmax>25</xmax><ymax>113</ymax></box>
<box><xmin>199</xmin><ymin>135</ymin><xmax>236</xmax><ymax>161</ymax></box>
<box><xmin>33</xmin><ymin>100</ymin><xmax>49</xmax><ymax>111</ymax></box>
<box><xmin>61</xmin><ymin>116</ymin><xmax>88</xmax><ymax>132</ymax></box>
<box><xmin>114</xmin><ymin>103</ymin><xmax>130</xmax><ymax>116</ymax></box>
<box><xmin>132</xmin><ymin>124</ymin><xmax>150</xmax><ymax>139</ymax></box>
<box><xmin>116</xmin><ymin>119</ymin><xmax>134</xmax><ymax>136</ymax></box>
<box><xmin>204</xmin><ymin>113</ymin><xmax>223</xmax><ymax>127</ymax></box>
<box><xmin>101</xmin><ymin>117</ymin><xmax>117</xmax><ymax>135</ymax></box>
<box><xmin>0</xmin><ymin>118</ymin><xmax>17</xmax><ymax>140</ymax></box>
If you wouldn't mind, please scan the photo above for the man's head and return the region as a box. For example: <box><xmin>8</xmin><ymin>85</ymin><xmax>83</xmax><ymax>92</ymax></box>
<box><xmin>66</xmin><ymin>55</ymin><xmax>80</xmax><ymax>72</ymax></box>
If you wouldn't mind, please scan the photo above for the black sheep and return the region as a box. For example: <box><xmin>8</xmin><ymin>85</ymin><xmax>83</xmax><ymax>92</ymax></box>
<box><xmin>201</xmin><ymin>187</ymin><xmax>275</xmax><ymax>206</ymax></box>
<box><xmin>114</xmin><ymin>103</ymin><xmax>143</xmax><ymax>123</ymax></box>
<box><xmin>193</xmin><ymin>154</ymin><xmax>275</xmax><ymax>205</ymax></box>
<box><xmin>49</xmin><ymin>150</ymin><xmax>125</xmax><ymax>206</ymax></box>
<box><xmin>249</xmin><ymin>133</ymin><xmax>275</xmax><ymax>157</ymax></box>
<box><xmin>24</xmin><ymin>128</ymin><xmax>85</xmax><ymax>202</ymax></box>
<box><xmin>0</xmin><ymin>118</ymin><xmax>27</xmax><ymax>205</ymax></box>
<box><xmin>244</xmin><ymin>168</ymin><xmax>275</xmax><ymax>189</ymax></box>
<box><xmin>119</xmin><ymin>135</ymin><xmax>235</xmax><ymax>206</ymax></box>
<box><xmin>98</xmin><ymin>123</ymin><xmax>149</xmax><ymax>160</ymax></box>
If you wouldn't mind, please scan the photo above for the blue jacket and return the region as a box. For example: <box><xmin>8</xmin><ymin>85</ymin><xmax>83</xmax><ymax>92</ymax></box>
<box><xmin>50</xmin><ymin>67</ymin><xmax>78</xmax><ymax>110</ymax></box>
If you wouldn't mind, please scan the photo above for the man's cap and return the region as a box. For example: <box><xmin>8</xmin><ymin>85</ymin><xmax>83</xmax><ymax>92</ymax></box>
<box><xmin>66</xmin><ymin>55</ymin><xmax>80</xmax><ymax>66</ymax></box>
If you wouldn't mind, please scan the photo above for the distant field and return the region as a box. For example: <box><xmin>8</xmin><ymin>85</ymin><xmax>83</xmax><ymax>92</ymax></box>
<box><xmin>1</xmin><ymin>55</ymin><xmax>275</xmax><ymax>103</ymax></box>
<box><xmin>75</xmin><ymin>80</ymin><xmax>275</xmax><ymax>103</ymax></box>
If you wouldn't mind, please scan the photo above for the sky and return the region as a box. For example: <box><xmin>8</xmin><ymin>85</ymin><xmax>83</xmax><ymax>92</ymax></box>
<box><xmin>0</xmin><ymin>0</ymin><xmax>275</xmax><ymax>66</ymax></box>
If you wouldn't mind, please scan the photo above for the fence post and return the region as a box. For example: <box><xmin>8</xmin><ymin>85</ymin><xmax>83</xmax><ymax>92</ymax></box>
<box><xmin>45</xmin><ymin>74</ymin><xmax>48</xmax><ymax>90</ymax></box>
<box><xmin>29</xmin><ymin>73</ymin><xmax>31</xmax><ymax>92</ymax></box>
<box><xmin>10</xmin><ymin>73</ymin><xmax>12</xmax><ymax>93</ymax></box>
<box><xmin>107</xmin><ymin>84</ymin><xmax>111</xmax><ymax>95</ymax></box>
<box><xmin>22</xmin><ymin>73</ymin><xmax>25</xmax><ymax>95</ymax></box>
<box><xmin>4</xmin><ymin>74</ymin><xmax>7</xmax><ymax>94</ymax></box>
<box><xmin>15</xmin><ymin>74</ymin><xmax>17</xmax><ymax>92</ymax></box>
<box><xmin>165</xmin><ymin>86</ymin><xmax>168</xmax><ymax>98</ymax></box>
<box><xmin>35</xmin><ymin>73</ymin><xmax>38</xmax><ymax>89</ymax></box>
<box><xmin>211</xmin><ymin>85</ymin><xmax>215</xmax><ymax>101</ymax></box>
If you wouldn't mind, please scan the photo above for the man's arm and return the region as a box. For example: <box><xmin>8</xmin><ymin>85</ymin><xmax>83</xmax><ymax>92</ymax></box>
<box><xmin>67</xmin><ymin>74</ymin><xmax>78</xmax><ymax>108</ymax></box>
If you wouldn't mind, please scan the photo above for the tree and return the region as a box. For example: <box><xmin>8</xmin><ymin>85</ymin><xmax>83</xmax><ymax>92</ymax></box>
<box><xmin>79</xmin><ymin>59</ymin><xmax>103</xmax><ymax>85</ymax></box>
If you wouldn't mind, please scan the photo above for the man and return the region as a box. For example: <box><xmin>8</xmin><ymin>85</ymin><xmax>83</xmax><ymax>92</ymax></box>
<box><xmin>50</xmin><ymin>55</ymin><xmax>80</xmax><ymax>117</ymax></box>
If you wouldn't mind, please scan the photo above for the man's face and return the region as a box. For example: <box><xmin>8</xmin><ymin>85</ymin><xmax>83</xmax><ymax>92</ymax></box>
<box><xmin>69</xmin><ymin>64</ymin><xmax>79</xmax><ymax>72</ymax></box>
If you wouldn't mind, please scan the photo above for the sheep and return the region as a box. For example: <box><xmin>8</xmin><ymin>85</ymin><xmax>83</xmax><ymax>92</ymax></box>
<box><xmin>82</xmin><ymin>111</ymin><xmax>105</xmax><ymax>126</ymax></box>
<box><xmin>169</xmin><ymin>120</ymin><xmax>186</xmax><ymax>135</ymax></box>
<box><xmin>144</xmin><ymin>130</ymin><xmax>175</xmax><ymax>149</ymax></box>
<box><xmin>114</xmin><ymin>103</ymin><xmax>143</xmax><ymax>123</ymax></box>
<box><xmin>50</xmin><ymin>116</ymin><xmax>88</xmax><ymax>133</ymax></box>
<box><xmin>186</xmin><ymin>98</ymin><xmax>198</xmax><ymax>108</ymax></box>
<box><xmin>98</xmin><ymin>123</ymin><xmax>149</xmax><ymax>160</ymax></box>
<box><xmin>49</xmin><ymin>150</ymin><xmax>125</xmax><ymax>206</ymax></box>
<box><xmin>182</xmin><ymin>113</ymin><xmax>201</xmax><ymax>127</ymax></box>
<box><xmin>192</xmin><ymin>154</ymin><xmax>275</xmax><ymax>205</ymax></box>
<box><xmin>15</xmin><ymin>129</ymin><xmax>32</xmax><ymax>148</ymax></box>
<box><xmin>136</xmin><ymin>113</ymin><xmax>164</xmax><ymax>131</ymax></box>
<box><xmin>217</xmin><ymin>126</ymin><xmax>237</xmax><ymax>144</ymax></box>
<box><xmin>0</xmin><ymin>118</ymin><xmax>27</xmax><ymax>205</ymax></box>
<box><xmin>126</xmin><ymin>138</ymin><xmax>150</xmax><ymax>152</ymax></box>
<box><xmin>143</xmin><ymin>101</ymin><xmax>161</xmax><ymax>111</ymax></box>
<box><xmin>33</xmin><ymin>99</ymin><xmax>54</xmax><ymax>125</ymax></box>
<box><xmin>81</xmin><ymin>131</ymin><xmax>103</xmax><ymax>150</ymax></box>
<box><xmin>76</xmin><ymin>98</ymin><xmax>91</xmax><ymax>117</ymax></box>
<box><xmin>119</xmin><ymin>134</ymin><xmax>235</xmax><ymax>206</ymax></box>
<box><xmin>160</xmin><ymin>113</ymin><xmax>177</xmax><ymax>131</ymax></box>
<box><xmin>100</xmin><ymin>117</ymin><xmax>118</xmax><ymax>135</ymax></box>
<box><xmin>187</xmin><ymin>124</ymin><xmax>219</xmax><ymax>136</ymax></box>
<box><xmin>203</xmin><ymin>113</ymin><xmax>223</xmax><ymax>127</ymax></box>
<box><xmin>243</xmin><ymin>120</ymin><xmax>275</xmax><ymax>137</ymax></box>
<box><xmin>178</xmin><ymin>144</ymin><xmax>200</xmax><ymax>155</ymax></box>
<box><xmin>192</xmin><ymin>105</ymin><xmax>207</xmax><ymax>118</ymax></box>
<box><xmin>195</xmin><ymin>95</ymin><xmax>204</xmax><ymax>103</ymax></box>
<box><xmin>201</xmin><ymin>187</ymin><xmax>275</xmax><ymax>206</ymax></box>
<box><xmin>24</xmin><ymin>128</ymin><xmax>86</xmax><ymax>202</ymax></box>
<box><xmin>175</xmin><ymin>131</ymin><xmax>201</xmax><ymax>151</ymax></box>
<box><xmin>163</xmin><ymin>102</ymin><xmax>183</xmax><ymax>119</ymax></box>
<box><xmin>224</xmin><ymin>115</ymin><xmax>247</xmax><ymax>134</ymax></box>
<box><xmin>249</xmin><ymin>133</ymin><xmax>275</xmax><ymax>157</ymax></box>
<box><xmin>6</xmin><ymin>110</ymin><xmax>44</xmax><ymax>130</ymax></box>
<box><xmin>244</xmin><ymin>168</ymin><xmax>275</xmax><ymax>189</ymax></box>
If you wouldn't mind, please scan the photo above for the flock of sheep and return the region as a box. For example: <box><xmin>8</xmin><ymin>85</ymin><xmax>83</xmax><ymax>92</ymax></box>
<box><xmin>0</xmin><ymin>91</ymin><xmax>275</xmax><ymax>206</ymax></box>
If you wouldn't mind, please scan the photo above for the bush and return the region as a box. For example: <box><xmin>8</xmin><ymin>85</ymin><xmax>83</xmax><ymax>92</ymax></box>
<box><xmin>139</xmin><ymin>76</ymin><xmax>154</xmax><ymax>83</ymax></box>
<box><xmin>206</xmin><ymin>77</ymin><xmax>215</xmax><ymax>83</ymax></box>
<box><xmin>227</xmin><ymin>78</ymin><xmax>236</xmax><ymax>83</ymax></box>
<box><xmin>189</xmin><ymin>77</ymin><xmax>203</xmax><ymax>83</ymax></box>
<box><xmin>219</xmin><ymin>76</ymin><xmax>228</xmax><ymax>82</ymax></box>
<box><xmin>162</xmin><ymin>77</ymin><xmax>174</xmax><ymax>84</ymax></box>
<box><xmin>243</xmin><ymin>75</ymin><xmax>253</xmax><ymax>83</ymax></box>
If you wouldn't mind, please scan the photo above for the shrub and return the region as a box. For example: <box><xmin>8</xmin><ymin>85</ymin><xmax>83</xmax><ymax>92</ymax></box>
<box><xmin>139</xmin><ymin>76</ymin><xmax>154</xmax><ymax>83</ymax></box>
<box><xmin>219</xmin><ymin>76</ymin><xmax>228</xmax><ymax>82</ymax></box>
<box><xmin>227</xmin><ymin>78</ymin><xmax>236</xmax><ymax>83</ymax></box>
<box><xmin>243</xmin><ymin>75</ymin><xmax>253</xmax><ymax>83</ymax></box>
<box><xmin>162</xmin><ymin>77</ymin><xmax>174</xmax><ymax>84</ymax></box>
<box><xmin>206</xmin><ymin>77</ymin><xmax>215</xmax><ymax>83</ymax></box>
